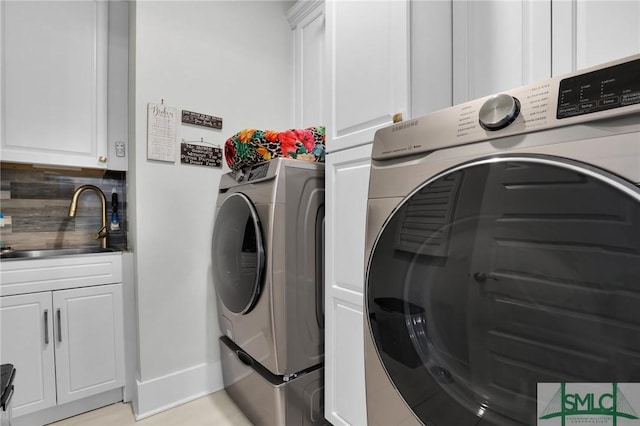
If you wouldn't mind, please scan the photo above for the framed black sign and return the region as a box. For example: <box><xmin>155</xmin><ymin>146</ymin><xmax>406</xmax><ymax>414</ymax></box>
<box><xmin>180</xmin><ymin>142</ymin><xmax>222</xmax><ymax>168</ymax></box>
<box><xmin>181</xmin><ymin>110</ymin><xmax>223</xmax><ymax>129</ymax></box>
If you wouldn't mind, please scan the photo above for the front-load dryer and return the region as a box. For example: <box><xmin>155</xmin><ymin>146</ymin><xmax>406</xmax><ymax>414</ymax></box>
<box><xmin>212</xmin><ymin>157</ymin><xmax>325</xmax><ymax>377</ymax></box>
<box><xmin>364</xmin><ymin>55</ymin><xmax>640</xmax><ymax>425</ymax></box>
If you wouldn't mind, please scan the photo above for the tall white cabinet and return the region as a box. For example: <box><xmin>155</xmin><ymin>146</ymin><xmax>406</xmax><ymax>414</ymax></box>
<box><xmin>313</xmin><ymin>1</ymin><xmax>639</xmax><ymax>425</ymax></box>
<box><xmin>323</xmin><ymin>1</ymin><xmax>409</xmax><ymax>425</ymax></box>
<box><xmin>324</xmin><ymin>144</ymin><xmax>372</xmax><ymax>426</ymax></box>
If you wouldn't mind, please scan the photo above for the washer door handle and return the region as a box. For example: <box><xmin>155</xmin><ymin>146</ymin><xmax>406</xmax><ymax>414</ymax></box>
<box><xmin>473</xmin><ymin>272</ymin><xmax>498</xmax><ymax>283</ymax></box>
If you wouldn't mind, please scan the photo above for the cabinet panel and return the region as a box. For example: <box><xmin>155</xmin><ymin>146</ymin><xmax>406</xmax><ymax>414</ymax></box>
<box><xmin>410</xmin><ymin>0</ymin><xmax>453</xmax><ymax>118</ymax></box>
<box><xmin>106</xmin><ymin>1</ymin><xmax>130</xmax><ymax>171</ymax></box>
<box><xmin>326</xmin><ymin>145</ymin><xmax>372</xmax><ymax>294</ymax></box>
<box><xmin>1</xmin><ymin>1</ymin><xmax>108</xmax><ymax>169</ymax></box>
<box><xmin>301</xmin><ymin>14</ymin><xmax>324</xmax><ymax>128</ymax></box>
<box><xmin>289</xmin><ymin>0</ymin><xmax>325</xmax><ymax>128</ymax></box>
<box><xmin>325</xmin><ymin>0</ymin><xmax>409</xmax><ymax>151</ymax></box>
<box><xmin>328</xmin><ymin>300</ymin><xmax>366</xmax><ymax>426</ymax></box>
<box><xmin>552</xmin><ymin>0</ymin><xmax>640</xmax><ymax>76</ymax></box>
<box><xmin>325</xmin><ymin>144</ymin><xmax>372</xmax><ymax>426</ymax></box>
<box><xmin>53</xmin><ymin>284</ymin><xmax>125</xmax><ymax>405</ymax></box>
<box><xmin>0</xmin><ymin>253</ymin><xmax>123</xmax><ymax>296</ymax></box>
<box><xmin>453</xmin><ymin>0</ymin><xmax>551</xmax><ymax>104</ymax></box>
<box><xmin>0</xmin><ymin>292</ymin><xmax>56</xmax><ymax>418</ymax></box>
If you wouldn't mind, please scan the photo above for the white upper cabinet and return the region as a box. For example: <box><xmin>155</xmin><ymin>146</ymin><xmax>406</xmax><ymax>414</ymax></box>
<box><xmin>324</xmin><ymin>0</ymin><xmax>409</xmax><ymax>152</ymax></box>
<box><xmin>452</xmin><ymin>0</ymin><xmax>640</xmax><ymax>104</ymax></box>
<box><xmin>1</xmin><ymin>1</ymin><xmax>110</xmax><ymax>169</ymax></box>
<box><xmin>453</xmin><ymin>0</ymin><xmax>551</xmax><ymax>104</ymax></box>
<box><xmin>288</xmin><ymin>0</ymin><xmax>325</xmax><ymax>128</ymax></box>
<box><xmin>552</xmin><ymin>0</ymin><xmax>640</xmax><ymax>76</ymax></box>
<box><xmin>410</xmin><ymin>0</ymin><xmax>454</xmax><ymax>118</ymax></box>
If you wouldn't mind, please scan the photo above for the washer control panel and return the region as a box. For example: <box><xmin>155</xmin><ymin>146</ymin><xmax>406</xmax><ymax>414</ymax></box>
<box><xmin>557</xmin><ymin>58</ymin><xmax>640</xmax><ymax>119</ymax></box>
<box><xmin>372</xmin><ymin>54</ymin><xmax>640</xmax><ymax>161</ymax></box>
<box><xmin>247</xmin><ymin>162</ymin><xmax>270</xmax><ymax>181</ymax></box>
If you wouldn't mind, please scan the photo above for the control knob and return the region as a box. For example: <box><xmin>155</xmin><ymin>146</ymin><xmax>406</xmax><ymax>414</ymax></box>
<box><xmin>478</xmin><ymin>94</ymin><xmax>521</xmax><ymax>131</ymax></box>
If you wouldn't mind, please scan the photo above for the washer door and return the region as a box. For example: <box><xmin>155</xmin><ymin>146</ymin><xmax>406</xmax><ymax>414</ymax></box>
<box><xmin>212</xmin><ymin>192</ymin><xmax>265</xmax><ymax>315</ymax></box>
<box><xmin>366</xmin><ymin>155</ymin><xmax>640</xmax><ymax>425</ymax></box>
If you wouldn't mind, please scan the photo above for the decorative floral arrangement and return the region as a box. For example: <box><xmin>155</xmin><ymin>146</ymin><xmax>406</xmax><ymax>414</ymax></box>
<box><xmin>224</xmin><ymin>126</ymin><xmax>325</xmax><ymax>171</ymax></box>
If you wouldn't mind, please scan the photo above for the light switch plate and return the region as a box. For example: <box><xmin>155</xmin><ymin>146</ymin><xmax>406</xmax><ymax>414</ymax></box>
<box><xmin>115</xmin><ymin>141</ymin><xmax>125</xmax><ymax>157</ymax></box>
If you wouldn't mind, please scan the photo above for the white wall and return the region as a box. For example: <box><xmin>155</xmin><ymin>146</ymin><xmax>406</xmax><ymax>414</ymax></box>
<box><xmin>129</xmin><ymin>1</ymin><xmax>294</xmax><ymax>418</ymax></box>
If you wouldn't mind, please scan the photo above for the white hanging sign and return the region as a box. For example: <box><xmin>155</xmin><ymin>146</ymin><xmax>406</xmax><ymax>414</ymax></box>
<box><xmin>147</xmin><ymin>102</ymin><xmax>177</xmax><ymax>162</ymax></box>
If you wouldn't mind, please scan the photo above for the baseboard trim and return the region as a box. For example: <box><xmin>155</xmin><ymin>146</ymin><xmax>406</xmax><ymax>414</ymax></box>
<box><xmin>13</xmin><ymin>388</ymin><xmax>123</xmax><ymax>426</ymax></box>
<box><xmin>135</xmin><ymin>361</ymin><xmax>223</xmax><ymax>420</ymax></box>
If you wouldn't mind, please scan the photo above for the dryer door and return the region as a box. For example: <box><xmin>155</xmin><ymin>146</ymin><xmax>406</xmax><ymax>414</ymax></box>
<box><xmin>366</xmin><ymin>155</ymin><xmax>640</xmax><ymax>425</ymax></box>
<box><xmin>212</xmin><ymin>192</ymin><xmax>265</xmax><ymax>315</ymax></box>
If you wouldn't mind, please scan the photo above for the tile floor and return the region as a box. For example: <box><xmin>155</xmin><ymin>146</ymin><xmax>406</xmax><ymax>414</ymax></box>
<box><xmin>49</xmin><ymin>390</ymin><xmax>252</xmax><ymax>426</ymax></box>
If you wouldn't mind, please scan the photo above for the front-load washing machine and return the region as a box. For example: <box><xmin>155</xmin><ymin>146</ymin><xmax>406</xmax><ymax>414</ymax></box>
<box><xmin>364</xmin><ymin>55</ymin><xmax>640</xmax><ymax>425</ymax></box>
<box><xmin>212</xmin><ymin>157</ymin><xmax>325</xmax><ymax>425</ymax></box>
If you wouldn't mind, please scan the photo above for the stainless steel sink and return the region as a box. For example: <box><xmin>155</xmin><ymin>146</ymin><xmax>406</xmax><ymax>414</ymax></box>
<box><xmin>0</xmin><ymin>247</ymin><xmax>118</xmax><ymax>260</ymax></box>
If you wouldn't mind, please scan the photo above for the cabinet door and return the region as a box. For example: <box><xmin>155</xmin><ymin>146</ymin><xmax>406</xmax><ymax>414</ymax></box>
<box><xmin>552</xmin><ymin>0</ymin><xmax>640</xmax><ymax>76</ymax></box>
<box><xmin>1</xmin><ymin>1</ymin><xmax>108</xmax><ymax>169</ymax></box>
<box><xmin>324</xmin><ymin>0</ymin><xmax>409</xmax><ymax>152</ymax></box>
<box><xmin>410</xmin><ymin>0</ymin><xmax>454</xmax><ymax>118</ymax></box>
<box><xmin>324</xmin><ymin>145</ymin><xmax>372</xmax><ymax>426</ymax></box>
<box><xmin>0</xmin><ymin>292</ymin><xmax>56</xmax><ymax>418</ymax></box>
<box><xmin>289</xmin><ymin>0</ymin><xmax>325</xmax><ymax>128</ymax></box>
<box><xmin>453</xmin><ymin>0</ymin><xmax>551</xmax><ymax>104</ymax></box>
<box><xmin>53</xmin><ymin>283</ymin><xmax>125</xmax><ymax>404</ymax></box>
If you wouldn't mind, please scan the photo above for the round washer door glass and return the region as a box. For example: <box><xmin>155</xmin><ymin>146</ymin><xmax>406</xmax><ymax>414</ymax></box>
<box><xmin>366</xmin><ymin>156</ymin><xmax>640</xmax><ymax>425</ymax></box>
<box><xmin>212</xmin><ymin>192</ymin><xmax>265</xmax><ymax>315</ymax></box>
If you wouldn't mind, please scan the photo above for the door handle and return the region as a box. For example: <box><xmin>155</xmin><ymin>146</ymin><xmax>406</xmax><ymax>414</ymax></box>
<box><xmin>44</xmin><ymin>309</ymin><xmax>49</xmax><ymax>344</ymax></box>
<box><xmin>57</xmin><ymin>308</ymin><xmax>62</xmax><ymax>342</ymax></box>
<box><xmin>473</xmin><ymin>272</ymin><xmax>498</xmax><ymax>283</ymax></box>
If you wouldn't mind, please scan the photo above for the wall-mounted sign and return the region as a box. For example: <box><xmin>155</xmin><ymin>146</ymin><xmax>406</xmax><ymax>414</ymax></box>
<box><xmin>147</xmin><ymin>102</ymin><xmax>177</xmax><ymax>162</ymax></box>
<box><xmin>181</xmin><ymin>110</ymin><xmax>223</xmax><ymax>130</ymax></box>
<box><xmin>180</xmin><ymin>142</ymin><xmax>222</xmax><ymax>168</ymax></box>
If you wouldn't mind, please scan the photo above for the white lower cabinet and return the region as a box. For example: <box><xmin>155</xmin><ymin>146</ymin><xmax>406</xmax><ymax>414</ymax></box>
<box><xmin>0</xmin><ymin>292</ymin><xmax>56</xmax><ymax>417</ymax></box>
<box><xmin>0</xmin><ymin>284</ymin><xmax>125</xmax><ymax>419</ymax></box>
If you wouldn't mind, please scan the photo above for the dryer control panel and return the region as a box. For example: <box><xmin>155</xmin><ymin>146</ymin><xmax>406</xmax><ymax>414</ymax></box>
<box><xmin>557</xmin><ymin>58</ymin><xmax>640</xmax><ymax>119</ymax></box>
<box><xmin>372</xmin><ymin>54</ymin><xmax>640</xmax><ymax>161</ymax></box>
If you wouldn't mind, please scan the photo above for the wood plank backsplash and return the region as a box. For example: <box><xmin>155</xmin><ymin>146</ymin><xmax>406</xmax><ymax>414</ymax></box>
<box><xmin>0</xmin><ymin>163</ymin><xmax>127</xmax><ymax>251</ymax></box>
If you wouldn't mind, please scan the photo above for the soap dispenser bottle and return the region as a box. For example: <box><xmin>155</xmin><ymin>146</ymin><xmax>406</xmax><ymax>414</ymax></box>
<box><xmin>110</xmin><ymin>190</ymin><xmax>121</xmax><ymax>231</ymax></box>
